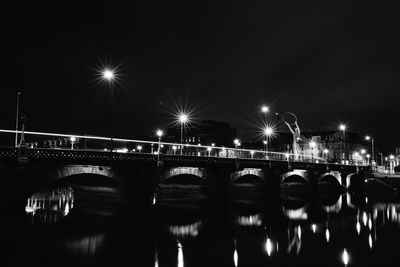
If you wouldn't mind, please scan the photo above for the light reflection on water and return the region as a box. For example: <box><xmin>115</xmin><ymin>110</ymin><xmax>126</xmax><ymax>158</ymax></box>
<box><xmin>16</xmin><ymin>187</ymin><xmax>400</xmax><ymax>266</ymax></box>
<box><xmin>65</xmin><ymin>233</ymin><xmax>106</xmax><ymax>257</ymax></box>
<box><xmin>25</xmin><ymin>186</ymin><xmax>74</xmax><ymax>224</ymax></box>
<box><xmin>168</xmin><ymin>221</ymin><xmax>202</xmax><ymax>238</ymax></box>
<box><xmin>234</xmin><ymin>213</ymin><xmax>262</xmax><ymax>226</ymax></box>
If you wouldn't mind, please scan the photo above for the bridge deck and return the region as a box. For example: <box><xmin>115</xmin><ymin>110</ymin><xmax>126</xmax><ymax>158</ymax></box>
<box><xmin>0</xmin><ymin>147</ymin><xmax>368</xmax><ymax>173</ymax></box>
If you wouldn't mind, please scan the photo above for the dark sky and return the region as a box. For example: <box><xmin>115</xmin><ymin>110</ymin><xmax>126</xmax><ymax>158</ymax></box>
<box><xmin>1</xmin><ymin>1</ymin><xmax>399</xmax><ymax>152</ymax></box>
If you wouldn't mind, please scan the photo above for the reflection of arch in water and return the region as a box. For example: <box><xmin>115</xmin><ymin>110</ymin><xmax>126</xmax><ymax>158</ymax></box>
<box><xmin>25</xmin><ymin>186</ymin><xmax>74</xmax><ymax>224</ymax></box>
<box><xmin>283</xmin><ymin>205</ymin><xmax>308</xmax><ymax>220</ymax></box>
<box><xmin>168</xmin><ymin>220</ymin><xmax>202</xmax><ymax>238</ymax></box>
<box><xmin>322</xmin><ymin>194</ymin><xmax>342</xmax><ymax>213</ymax></box>
<box><xmin>234</xmin><ymin>213</ymin><xmax>263</xmax><ymax>227</ymax></box>
<box><xmin>65</xmin><ymin>233</ymin><xmax>106</xmax><ymax>257</ymax></box>
<box><xmin>287</xmin><ymin>224</ymin><xmax>302</xmax><ymax>255</ymax></box>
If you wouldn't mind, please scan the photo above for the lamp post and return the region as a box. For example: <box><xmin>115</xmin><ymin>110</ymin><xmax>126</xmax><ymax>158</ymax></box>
<box><xmin>178</xmin><ymin>113</ymin><xmax>188</xmax><ymax>155</ymax></box>
<box><xmin>323</xmin><ymin>148</ymin><xmax>329</xmax><ymax>161</ymax></box>
<box><xmin>172</xmin><ymin>145</ymin><xmax>177</xmax><ymax>155</ymax></box>
<box><xmin>365</xmin><ymin>136</ymin><xmax>374</xmax><ymax>165</ymax></box>
<box><xmin>102</xmin><ymin>69</ymin><xmax>115</xmax><ymax>152</ymax></box>
<box><xmin>264</xmin><ymin>126</ymin><xmax>273</xmax><ymax>159</ymax></box>
<box><xmin>207</xmin><ymin>146</ymin><xmax>212</xmax><ymax>157</ymax></box>
<box><xmin>261</xmin><ymin>105</ymin><xmax>269</xmax><ymax>130</ymax></box>
<box><xmin>309</xmin><ymin>141</ymin><xmax>317</xmax><ymax>162</ymax></box>
<box><xmin>15</xmin><ymin>91</ymin><xmax>21</xmax><ymax>147</ymax></box>
<box><xmin>339</xmin><ymin>124</ymin><xmax>346</xmax><ymax>162</ymax></box>
<box><xmin>389</xmin><ymin>154</ymin><xmax>395</xmax><ymax>174</ymax></box>
<box><xmin>70</xmin><ymin>136</ymin><xmax>76</xmax><ymax>150</ymax></box>
<box><xmin>261</xmin><ymin>105</ymin><xmax>269</xmax><ymax>117</ymax></box>
<box><xmin>156</xmin><ymin>130</ymin><xmax>163</xmax><ymax>166</ymax></box>
<box><xmin>137</xmin><ymin>145</ymin><xmax>142</xmax><ymax>153</ymax></box>
<box><xmin>234</xmin><ymin>138</ymin><xmax>240</xmax><ymax>158</ymax></box>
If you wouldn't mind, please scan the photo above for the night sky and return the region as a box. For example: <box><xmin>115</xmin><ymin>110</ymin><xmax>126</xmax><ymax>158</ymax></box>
<box><xmin>1</xmin><ymin>1</ymin><xmax>399</xmax><ymax>152</ymax></box>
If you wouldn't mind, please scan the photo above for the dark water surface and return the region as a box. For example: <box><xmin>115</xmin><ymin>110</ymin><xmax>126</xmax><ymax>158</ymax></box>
<box><xmin>4</xmin><ymin>182</ymin><xmax>400</xmax><ymax>267</ymax></box>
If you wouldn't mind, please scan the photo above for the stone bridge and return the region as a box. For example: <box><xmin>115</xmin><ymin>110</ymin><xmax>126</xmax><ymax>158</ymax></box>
<box><xmin>0</xmin><ymin>147</ymin><xmax>370</xmax><ymax>205</ymax></box>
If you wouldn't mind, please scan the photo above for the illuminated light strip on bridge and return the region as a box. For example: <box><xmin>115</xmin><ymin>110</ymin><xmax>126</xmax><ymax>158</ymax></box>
<box><xmin>0</xmin><ymin>129</ymin><xmax>325</xmax><ymax>161</ymax></box>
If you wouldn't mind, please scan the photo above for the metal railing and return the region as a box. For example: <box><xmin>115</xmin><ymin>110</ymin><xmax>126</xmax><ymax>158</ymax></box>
<box><xmin>0</xmin><ymin>129</ymin><xmax>327</xmax><ymax>163</ymax></box>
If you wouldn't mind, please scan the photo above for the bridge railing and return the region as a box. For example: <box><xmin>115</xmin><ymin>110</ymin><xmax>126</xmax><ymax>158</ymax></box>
<box><xmin>0</xmin><ymin>129</ymin><xmax>327</xmax><ymax>163</ymax></box>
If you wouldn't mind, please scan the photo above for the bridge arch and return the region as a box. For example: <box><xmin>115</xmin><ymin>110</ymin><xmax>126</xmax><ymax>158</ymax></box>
<box><xmin>56</xmin><ymin>165</ymin><xmax>117</xmax><ymax>181</ymax></box>
<box><xmin>281</xmin><ymin>169</ymin><xmax>309</xmax><ymax>183</ymax></box>
<box><xmin>345</xmin><ymin>173</ymin><xmax>362</xmax><ymax>189</ymax></box>
<box><xmin>318</xmin><ymin>171</ymin><xmax>342</xmax><ymax>186</ymax></box>
<box><xmin>163</xmin><ymin>167</ymin><xmax>206</xmax><ymax>184</ymax></box>
<box><xmin>231</xmin><ymin>168</ymin><xmax>264</xmax><ymax>184</ymax></box>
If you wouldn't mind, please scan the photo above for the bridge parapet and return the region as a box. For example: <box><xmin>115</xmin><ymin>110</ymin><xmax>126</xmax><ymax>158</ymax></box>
<box><xmin>0</xmin><ymin>147</ymin><xmax>372</xmax><ymax>175</ymax></box>
<box><xmin>0</xmin><ymin>147</ymin><xmax>17</xmax><ymax>158</ymax></box>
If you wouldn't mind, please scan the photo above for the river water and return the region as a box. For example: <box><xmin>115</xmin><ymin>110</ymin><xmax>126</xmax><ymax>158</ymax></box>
<box><xmin>4</xmin><ymin>181</ymin><xmax>400</xmax><ymax>267</ymax></box>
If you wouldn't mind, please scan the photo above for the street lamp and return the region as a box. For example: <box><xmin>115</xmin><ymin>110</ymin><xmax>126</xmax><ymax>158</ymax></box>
<box><xmin>137</xmin><ymin>145</ymin><xmax>142</xmax><ymax>153</ymax></box>
<box><xmin>365</xmin><ymin>135</ymin><xmax>375</xmax><ymax>164</ymax></box>
<box><xmin>172</xmin><ymin>145</ymin><xmax>177</xmax><ymax>155</ymax></box>
<box><xmin>207</xmin><ymin>146</ymin><xmax>212</xmax><ymax>157</ymax></box>
<box><xmin>263</xmin><ymin>126</ymin><xmax>274</xmax><ymax>158</ymax></box>
<box><xmin>260</xmin><ymin>105</ymin><xmax>270</xmax><ymax>131</ymax></box>
<box><xmin>70</xmin><ymin>136</ymin><xmax>77</xmax><ymax>150</ymax></box>
<box><xmin>339</xmin><ymin>124</ymin><xmax>346</xmax><ymax>161</ymax></box>
<box><xmin>178</xmin><ymin>113</ymin><xmax>189</xmax><ymax>155</ymax></box>
<box><xmin>261</xmin><ymin>105</ymin><xmax>269</xmax><ymax>114</ymax></box>
<box><xmin>234</xmin><ymin>139</ymin><xmax>240</xmax><ymax>149</ymax></box>
<box><xmin>156</xmin><ymin>130</ymin><xmax>163</xmax><ymax>166</ymax></box>
<box><xmin>323</xmin><ymin>148</ymin><xmax>329</xmax><ymax>161</ymax></box>
<box><xmin>234</xmin><ymin>138</ymin><xmax>240</xmax><ymax>158</ymax></box>
<box><xmin>102</xmin><ymin>68</ymin><xmax>115</xmax><ymax>152</ymax></box>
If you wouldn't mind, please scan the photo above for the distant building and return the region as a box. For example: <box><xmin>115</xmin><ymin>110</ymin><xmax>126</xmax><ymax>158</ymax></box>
<box><xmin>267</xmin><ymin>131</ymin><xmax>369</xmax><ymax>164</ymax></box>
<box><xmin>164</xmin><ymin>120</ymin><xmax>237</xmax><ymax>156</ymax></box>
<box><xmin>165</xmin><ymin>120</ymin><xmax>237</xmax><ymax>147</ymax></box>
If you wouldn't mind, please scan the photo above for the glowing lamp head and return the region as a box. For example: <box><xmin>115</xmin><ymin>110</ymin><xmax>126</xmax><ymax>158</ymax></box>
<box><xmin>137</xmin><ymin>145</ymin><xmax>142</xmax><ymax>150</ymax></box>
<box><xmin>207</xmin><ymin>147</ymin><xmax>212</xmax><ymax>151</ymax></box>
<box><xmin>234</xmin><ymin>139</ymin><xmax>240</xmax><ymax>145</ymax></box>
<box><xmin>178</xmin><ymin>114</ymin><xmax>188</xmax><ymax>123</ymax></box>
<box><xmin>156</xmin><ymin>130</ymin><xmax>163</xmax><ymax>138</ymax></box>
<box><xmin>366</xmin><ymin>154</ymin><xmax>371</xmax><ymax>158</ymax></box>
<box><xmin>339</xmin><ymin>124</ymin><xmax>346</xmax><ymax>131</ymax></box>
<box><xmin>390</xmin><ymin>154</ymin><xmax>395</xmax><ymax>160</ymax></box>
<box><xmin>309</xmin><ymin>141</ymin><xmax>316</xmax><ymax>148</ymax></box>
<box><xmin>323</xmin><ymin>149</ymin><xmax>329</xmax><ymax>154</ymax></box>
<box><xmin>365</xmin><ymin>135</ymin><xmax>371</xmax><ymax>141</ymax></box>
<box><xmin>102</xmin><ymin>69</ymin><xmax>114</xmax><ymax>81</ymax></box>
<box><xmin>261</xmin><ymin>106</ymin><xmax>269</xmax><ymax>113</ymax></box>
<box><xmin>172</xmin><ymin>145</ymin><xmax>177</xmax><ymax>150</ymax></box>
<box><xmin>70</xmin><ymin>136</ymin><xmax>76</xmax><ymax>142</ymax></box>
<box><xmin>361</xmin><ymin>149</ymin><xmax>366</xmax><ymax>154</ymax></box>
<box><xmin>264</xmin><ymin>127</ymin><xmax>273</xmax><ymax>136</ymax></box>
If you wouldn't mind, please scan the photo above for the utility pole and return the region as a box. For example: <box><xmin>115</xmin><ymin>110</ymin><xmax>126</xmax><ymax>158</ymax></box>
<box><xmin>15</xmin><ymin>91</ymin><xmax>21</xmax><ymax>147</ymax></box>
